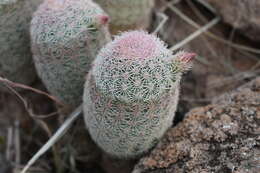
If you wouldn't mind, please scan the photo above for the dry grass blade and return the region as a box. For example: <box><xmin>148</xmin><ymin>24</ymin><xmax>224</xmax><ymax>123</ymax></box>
<box><xmin>152</xmin><ymin>12</ymin><xmax>168</xmax><ymax>34</ymax></box>
<box><xmin>21</xmin><ymin>105</ymin><xmax>83</xmax><ymax>173</ymax></box>
<box><xmin>169</xmin><ymin>5</ymin><xmax>221</xmax><ymax>51</ymax></box>
<box><xmin>15</xmin><ymin>120</ymin><xmax>21</xmax><ymax>168</ymax></box>
<box><xmin>6</xmin><ymin>127</ymin><xmax>13</xmax><ymax>161</ymax></box>
<box><xmin>194</xmin><ymin>0</ymin><xmax>217</xmax><ymax>14</ymax></box>
<box><xmin>167</xmin><ymin>2</ymin><xmax>260</xmax><ymax>54</ymax></box>
<box><xmin>186</xmin><ymin>0</ymin><xmax>237</xmax><ymax>74</ymax></box>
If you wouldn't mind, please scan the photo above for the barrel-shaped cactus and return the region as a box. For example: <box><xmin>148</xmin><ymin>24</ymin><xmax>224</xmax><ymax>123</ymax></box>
<box><xmin>83</xmin><ymin>31</ymin><xmax>195</xmax><ymax>158</ymax></box>
<box><xmin>31</xmin><ymin>0</ymin><xmax>111</xmax><ymax>108</ymax></box>
<box><xmin>0</xmin><ymin>0</ymin><xmax>41</xmax><ymax>91</ymax></box>
<box><xmin>94</xmin><ymin>0</ymin><xmax>154</xmax><ymax>34</ymax></box>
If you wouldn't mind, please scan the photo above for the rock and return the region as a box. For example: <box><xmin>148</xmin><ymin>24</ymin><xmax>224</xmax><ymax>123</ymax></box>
<box><xmin>213</xmin><ymin>76</ymin><xmax>260</xmax><ymax>105</ymax></box>
<box><xmin>158</xmin><ymin>1</ymin><xmax>258</xmax><ymax>110</ymax></box>
<box><xmin>205</xmin><ymin>0</ymin><xmax>260</xmax><ymax>41</ymax></box>
<box><xmin>133</xmin><ymin>77</ymin><xmax>260</xmax><ymax>173</ymax></box>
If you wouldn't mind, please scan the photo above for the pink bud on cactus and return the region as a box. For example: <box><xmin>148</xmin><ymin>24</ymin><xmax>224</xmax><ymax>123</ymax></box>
<box><xmin>173</xmin><ymin>51</ymin><xmax>196</xmax><ymax>72</ymax></box>
<box><xmin>83</xmin><ymin>31</ymin><xmax>195</xmax><ymax>158</ymax></box>
<box><xmin>99</xmin><ymin>15</ymin><xmax>109</xmax><ymax>25</ymax></box>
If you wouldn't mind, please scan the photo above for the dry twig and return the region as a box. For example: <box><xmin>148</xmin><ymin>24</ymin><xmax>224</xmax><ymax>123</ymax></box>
<box><xmin>0</xmin><ymin>77</ymin><xmax>63</xmax><ymax>106</ymax></box>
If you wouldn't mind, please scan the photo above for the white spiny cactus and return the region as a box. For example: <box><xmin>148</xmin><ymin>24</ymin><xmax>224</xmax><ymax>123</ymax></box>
<box><xmin>83</xmin><ymin>31</ymin><xmax>195</xmax><ymax>158</ymax></box>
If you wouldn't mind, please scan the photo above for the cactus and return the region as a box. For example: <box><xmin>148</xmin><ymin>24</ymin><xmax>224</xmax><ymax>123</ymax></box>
<box><xmin>83</xmin><ymin>31</ymin><xmax>195</xmax><ymax>158</ymax></box>
<box><xmin>31</xmin><ymin>0</ymin><xmax>111</xmax><ymax>108</ymax></box>
<box><xmin>28</xmin><ymin>0</ymin><xmax>43</xmax><ymax>10</ymax></box>
<box><xmin>0</xmin><ymin>0</ymin><xmax>42</xmax><ymax>91</ymax></box>
<box><xmin>94</xmin><ymin>0</ymin><xmax>154</xmax><ymax>34</ymax></box>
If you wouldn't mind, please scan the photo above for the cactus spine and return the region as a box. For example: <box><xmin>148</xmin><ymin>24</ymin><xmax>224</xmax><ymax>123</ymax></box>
<box><xmin>31</xmin><ymin>0</ymin><xmax>111</xmax><ymax>108</ymax></box>
<box><xmin>0</xmin><ymin>0</ymin><xmax>41</xmax><ymax>91</ymax></box>
<box><xmin>94</xmin><ymin>0</ymin><xmax>154</xmax><ymax>34</ymax></box>
<box><xmin>83</xmin><ymin>31</ymin><xmax>195</xmax><ymax>158</ymax></box>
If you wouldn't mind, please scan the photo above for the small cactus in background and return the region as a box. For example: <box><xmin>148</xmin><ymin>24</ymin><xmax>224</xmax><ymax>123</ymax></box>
<box><xmin>83</xmin><ymin>31</ymin><xmax>195</xmax><ymax>158</ymax></box>
<box><xmin>0</xmin><ymin>0</ymin><xmax>42</xmax><ymax>91</ymax></box>
<box><xmin>94</xmin><ymin>0</ymin><xmax>154</xmax><ymax>34</ymax></box>
<box><xmin>31</xmin><ymin>0</ymin><xmax>111</xmax><ymax>108</ymax></box>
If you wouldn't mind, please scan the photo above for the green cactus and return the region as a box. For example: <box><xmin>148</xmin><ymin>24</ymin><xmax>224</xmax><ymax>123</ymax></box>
<box><xmin>0</xmin><ymin>0</ymin><xmax>42</xmax><ymax>91</ymax></box>
<box><xmin>83</xmin><ymin>31</ymin><xmax>195</xmax><ymax>158</ymax></box>
<box><xmin>31</xmin><ymin>0</ymin><xmax>111</xmax><ymax>108</ymax></box>
<box><xmin>94</xmin><ymin>0</ymin><xmax>154</xmax><ymax>34</ymax></box>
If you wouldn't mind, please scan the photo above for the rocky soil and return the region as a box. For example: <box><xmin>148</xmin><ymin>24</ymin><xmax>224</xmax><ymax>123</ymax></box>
<box><xmin>133</xmin><ymin>77</ymin><xmax>260</xmax><ymax>173</ymax></box>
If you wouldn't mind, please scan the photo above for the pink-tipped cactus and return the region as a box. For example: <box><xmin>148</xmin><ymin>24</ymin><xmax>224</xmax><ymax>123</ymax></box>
<box><xmin>94</xmin><ymin>0</ymin><xmax>154</xmax><ymax>34</ymax></box>
<box><xmin>30</xmin><ymin>0</ymin><xmax>111</xmax><ymax>108</ymax></box>
<box><xmin>83</xmin><ymin>31</ymin><xmax>195</xmax><ymax>158</ymax></box>
<box><xmin>0</xmin><ymin>0</ymin><xmax>42</xmax><ymax>91</ymax></box>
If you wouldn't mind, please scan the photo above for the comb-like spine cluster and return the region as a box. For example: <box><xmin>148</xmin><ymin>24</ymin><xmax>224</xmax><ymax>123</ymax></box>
<box><xmin>0</xmin><ymin>0</ymin><xmax>42</xmax><ymax>91</ymax></box>
<box><xmin>30</xmin><ymin>0</ymin><xmax>111</xmax><ymax>107</ymax></box>
<box><xmin>94</xmin><ymin>0</ymin><xmax>154</xmax><ymax>34</ymax></box>
<box><xmin>83</xmin><ymin>31</ymin><xmax>195</xmax><ymax>158</ymax></box>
